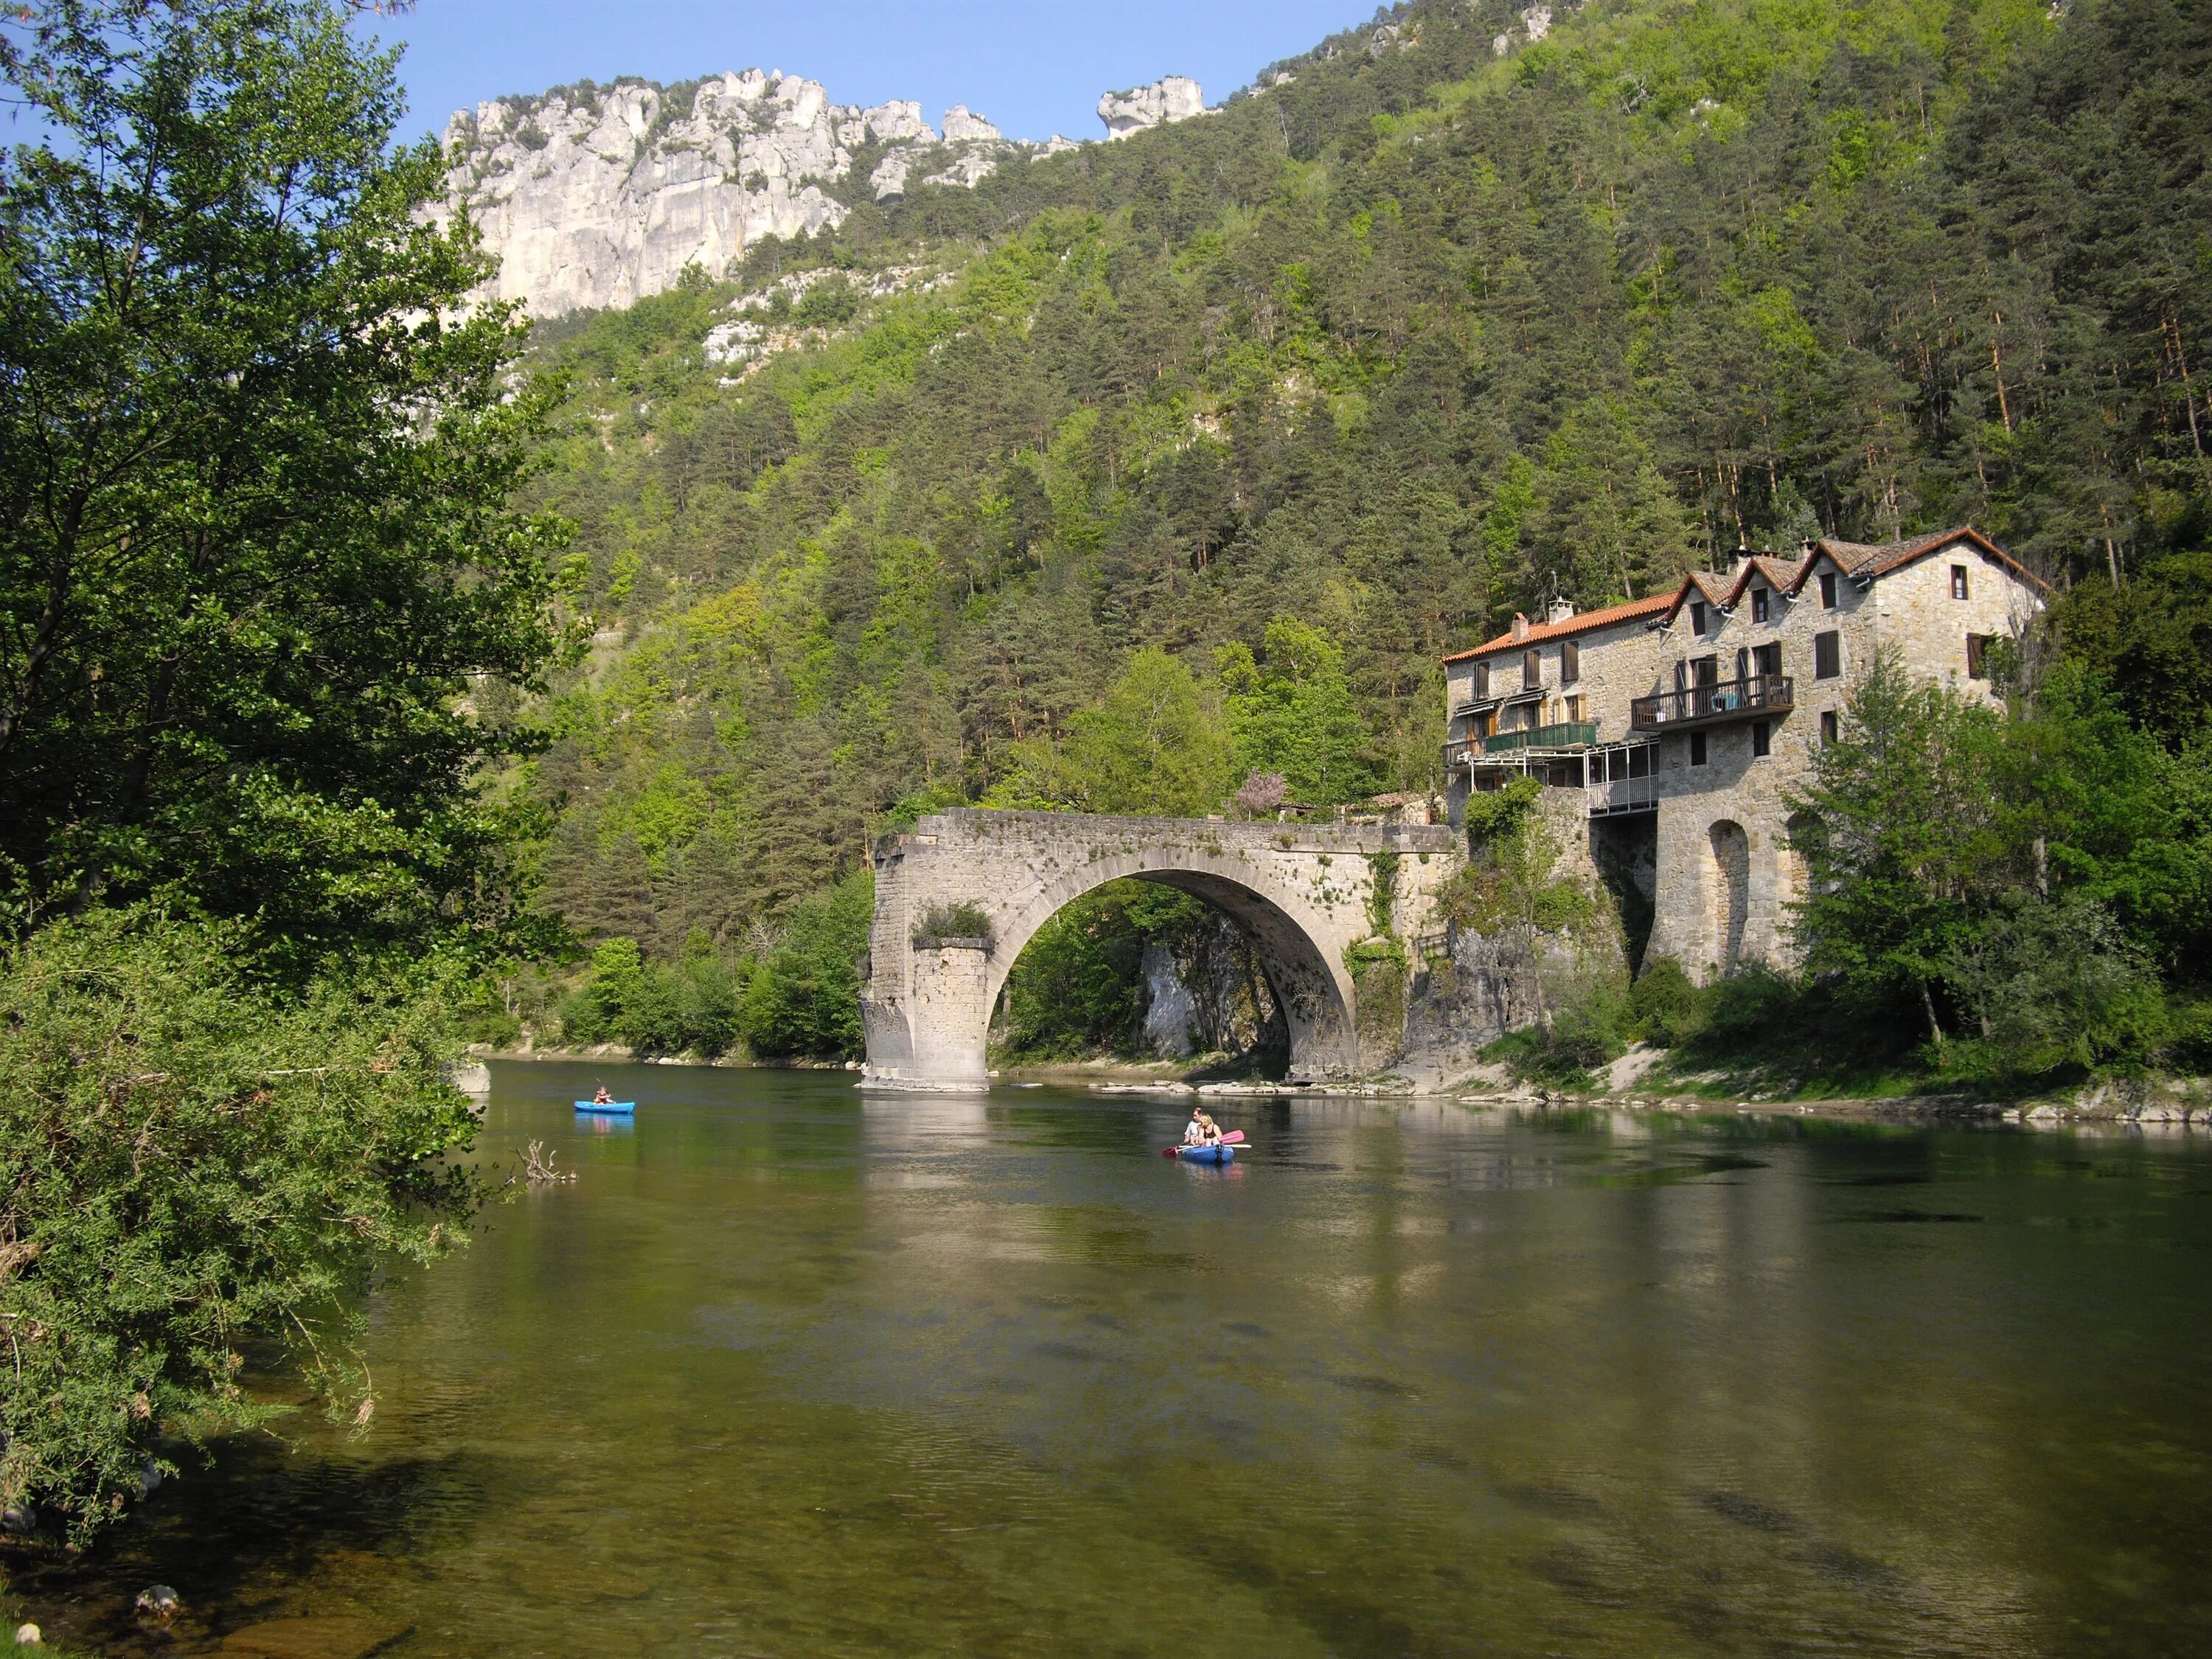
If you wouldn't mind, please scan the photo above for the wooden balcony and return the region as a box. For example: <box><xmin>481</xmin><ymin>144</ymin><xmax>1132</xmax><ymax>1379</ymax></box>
<box><xmin>1630</xmin><ymin>674</ymin><xmax>1793</xmax><ymax>733</ymax></box>
<box><xmin>1444</xmin><ymin>722</ymin><xmax>1598</xmax><ymax>771</ymax></box>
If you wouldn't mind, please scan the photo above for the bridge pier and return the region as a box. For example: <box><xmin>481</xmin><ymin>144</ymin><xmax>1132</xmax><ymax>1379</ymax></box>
<box><xmin>858</xmin><ymin>810</ymin><xmax>1456</xmax><ymax>1092</ymax></box>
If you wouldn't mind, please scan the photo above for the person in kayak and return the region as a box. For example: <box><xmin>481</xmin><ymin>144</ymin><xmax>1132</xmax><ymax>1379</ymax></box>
<box><xmin>1183</xmin><ymin>1107</ymin><xmax>1223</xmax><ymax>1147</ymax></box>
<box><xmin>592</xmin><ymin>1084</ymin><xmax>614</xmax><ymax>1105</ymax></box>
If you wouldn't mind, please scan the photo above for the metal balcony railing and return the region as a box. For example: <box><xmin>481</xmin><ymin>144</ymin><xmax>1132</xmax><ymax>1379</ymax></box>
<box><xmin>1630</xmin><ymin>674</ymin><xmax>1793</xmax><ymax>732</ymax></box>
<box><xmin>1484</xmin><ymin>720</ymin><xmax>1598</xmax><ymax>754</ymax></box>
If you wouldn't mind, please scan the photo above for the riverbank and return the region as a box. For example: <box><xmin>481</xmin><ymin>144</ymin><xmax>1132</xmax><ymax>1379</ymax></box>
<box><xmin>476</xmin><ymin>1047</ymin><xmax>2212</xmax><ymax>1132</ymax></box>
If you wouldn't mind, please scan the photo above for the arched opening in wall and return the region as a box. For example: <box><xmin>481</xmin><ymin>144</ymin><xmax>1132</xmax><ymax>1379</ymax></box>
<box><xmin>990</xmin><ymin>877</ymin><xmax>1290</xmax><ymax>1079</ymax></box>
<box><xmin>1708</xmin><ymin>819</ymin><xmax>1750</xmax><ymax>972</ymax></box>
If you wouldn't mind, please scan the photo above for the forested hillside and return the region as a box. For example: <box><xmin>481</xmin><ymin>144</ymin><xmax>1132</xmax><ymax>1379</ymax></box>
<box><xmin>497</xmin><ymin>0</ymin><xmax>2212</xmax><ymax>1060</ymax></box>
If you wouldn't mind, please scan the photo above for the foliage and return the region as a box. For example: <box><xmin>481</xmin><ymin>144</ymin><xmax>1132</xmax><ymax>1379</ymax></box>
<box><xmin>0</xmin><ymin>0</ymin><xmax>576</xmax><ymax>957</ymax></box>
<box><xmin>736</xmin><ymin>871</ymin><xmax>872</xmax><ymax>1060</ymax></box>
<box><xmin>1787</xmin><ymin>651</ymin><xmax>2210</xmax><ymax>1071</ymax></box>
<box><xmin>559</xmin><ymin>933</ymin><xmax>743</xmax><ymax>1056</ymax></box>
<box><xmin>1220</xmin><ymin>619</ymin><xmax>1383</xmax><ymax>806</ymax></box>
<box><xmin>912</xmin><ymin>902</ymin><xmax>991</xmax><ymax>945</ymax></box>
<box><xmin>1785</xmin><ymin>653</ymin><xmax>2005</xmax><ymax>1034</ymax></box>
<box><xmin>988</xmin><ymin>647</ymin><xmax>1229</xmax><ymax>816</ymax></box>
<box><xmin>1628</xmin><ymin>957</ymin><xmax>1705</xmax><ymax>1048</ymax></box>
<box><xmin>0</xmin><ymin>911</ymin><xmax>479</xmax><ymax>1543</ymax></box>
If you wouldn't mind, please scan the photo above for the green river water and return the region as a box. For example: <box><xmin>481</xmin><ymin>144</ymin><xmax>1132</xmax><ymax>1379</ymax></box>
<box><xmin>13</xmin><ymin>1060</ymin><xmax>2212</xmax><ymax>1657</ymax></box>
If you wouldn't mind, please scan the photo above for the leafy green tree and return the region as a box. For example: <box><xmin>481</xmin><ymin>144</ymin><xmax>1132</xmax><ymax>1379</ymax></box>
<box><xmin>1786</xmin><ymin>653</ymin><xmax>2005</xmax><ymax>1040</ymax></box>
<box><xmin>740</xmin><ymin>871</ymin><xmax>872</xmax><ymax>1059</ymax></box>
<box><xmin>990</xmin><ymin>647</ymin><xmax>1229</xmax><ymax>815</ymax></box>
<box><xmin>1219</xmin><ymin>619</ymin><xmax>1382</xmax><ymax>806</ymax></box>
<box><xmin>0</xmin><ymin>911</ymin><xmax>479</xmax><ymax>1541</ymax></box>
<box><xmin>0</xmin><ymin>0</ymin><xmax>574</xmax><ymax>952</ymax></box>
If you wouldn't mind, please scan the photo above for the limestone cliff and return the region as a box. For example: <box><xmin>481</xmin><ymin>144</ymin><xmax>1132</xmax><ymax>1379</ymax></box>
<box><xmin>1096</xmin><ymin>75</ymin><xmax>1207</xmax><ymax>139</ymax></box>
<box><xmin>442</xmin><ymin>72</ymin><xmax>1077</xmax><ymax>316</ymax></box>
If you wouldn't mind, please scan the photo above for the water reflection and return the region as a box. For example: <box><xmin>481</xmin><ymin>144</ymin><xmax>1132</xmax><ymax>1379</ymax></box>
<box><xmin>11</xmin><ymin>1062</ymin><xmax>2211</xmax><ymax>1658</ymax></box>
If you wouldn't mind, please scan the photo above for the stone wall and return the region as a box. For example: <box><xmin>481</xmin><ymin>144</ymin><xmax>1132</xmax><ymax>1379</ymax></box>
<box><xmin>863</xmin><ymin>809</ymin><xmax>1455</xmax><ymax>1089</ymax></box>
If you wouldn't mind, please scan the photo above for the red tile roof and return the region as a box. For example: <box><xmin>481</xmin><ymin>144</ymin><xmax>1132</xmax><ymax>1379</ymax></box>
<box><xmin>1441</xmin><ymin>591</ymin><xmax>1675</xmax><ymax>663</ymax></box>
<box><xmin>1439</xmin><ymin>527</ymin><xmax>2044</xmax><ymax>667</ymax></box>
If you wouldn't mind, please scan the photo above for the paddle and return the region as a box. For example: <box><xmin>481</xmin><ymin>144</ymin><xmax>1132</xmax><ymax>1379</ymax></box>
<box><xmin>1161</xmin><ymin>1130</ymin><xmax>1247</xmax><ymax>1157</ymax></box>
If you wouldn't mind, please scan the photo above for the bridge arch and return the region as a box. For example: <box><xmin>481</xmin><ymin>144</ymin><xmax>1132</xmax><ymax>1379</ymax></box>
<box><xmin>858</xmin><ymin>810</ymin><xmax>1457</xmax><ymax>1091</ymax></box>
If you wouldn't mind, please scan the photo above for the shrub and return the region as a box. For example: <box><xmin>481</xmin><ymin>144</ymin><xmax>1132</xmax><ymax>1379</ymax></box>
<box><xmin>1630</xmin><ymin>957</ymin><xmax>1704</xmax><ymax>1046</ymax></box>
<box><xmin>912</xmin><ymin>902</ymin><xmax>991</xmax><ymax>946</ymax></box>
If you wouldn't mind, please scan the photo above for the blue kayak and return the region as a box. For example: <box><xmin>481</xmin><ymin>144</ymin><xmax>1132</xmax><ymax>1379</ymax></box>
<box><xmin>1176</xmin><ymin>1143</ymin><xmax>1235</xmax><ymax>1164</ymax></box>
<box><xmin>574</xmin><ymin>1100</ymin><xmax>636</xmax><ymax>1115</ymax></box>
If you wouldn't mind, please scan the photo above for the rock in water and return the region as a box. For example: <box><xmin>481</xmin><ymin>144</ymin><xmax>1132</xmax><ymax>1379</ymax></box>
<box><xmin>219</xmin><ymin>1616</ymin><xmax>413</xmax><ymax>1659</ymax></box>
<box><xmin>134</xmin><ymin>1585</ymin><xmax>181</xmax><ymax>1619</ymax></box>
<box><xmin>1097</xmin><ymin>76</ymin><xmax>1205</xmax><ymax>139</ymax></box>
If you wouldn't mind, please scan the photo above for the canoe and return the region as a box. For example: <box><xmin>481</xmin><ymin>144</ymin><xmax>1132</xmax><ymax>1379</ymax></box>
<box><xmin>1175</xmin><ymin>1143</ymin><xmax>1236</xmax><ymax>1164</ymax></box>
<box><xmin>574</xmin><ymin>1100</ymin><xmax>636</xmax><ymax>1115</ymax></box>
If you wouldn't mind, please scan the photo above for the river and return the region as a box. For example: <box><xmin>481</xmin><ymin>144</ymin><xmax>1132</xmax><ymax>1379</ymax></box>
<box><xmin>14</xmin><ymin>1061</ymin><xmax>2211</xmax><ymax>1657</ymax></box>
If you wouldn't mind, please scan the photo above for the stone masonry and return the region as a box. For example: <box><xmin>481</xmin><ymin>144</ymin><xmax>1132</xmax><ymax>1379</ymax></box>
<box><xmin>1443</xmin><ymin>528</ymin><xmax>2047</xmax><ymax>982</ymax></box>
<box><xmin>861</xmin><ymin>810</ymin><xmax>1455</xmax><ymax>1091</ymax></box>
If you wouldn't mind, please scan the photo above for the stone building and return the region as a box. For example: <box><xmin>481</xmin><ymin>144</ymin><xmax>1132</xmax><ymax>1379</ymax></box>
<box><xmin>1441</xmin><ymin>527</ymin><xmax>2048</xmax><ymax>981</ymax></box>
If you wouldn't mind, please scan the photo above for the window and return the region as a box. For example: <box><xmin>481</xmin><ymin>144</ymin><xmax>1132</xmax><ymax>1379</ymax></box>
<box><xmin>1754</xmin><ymin>642</ymin><xmax>1782</xmax><ymax>678</ymax></box>
<box><xmin>1523</xmin><ymin>649</ymin><xmax>1541</xmax><ymax>690</ymax></box>
<box><xmin>1689</xmin><ymin>731</ymin><xmax>1708</xmax><ymax>766</ymax></box>
<box><xmin>1565</xmin><ymin>694</ymin><xmax>1583</xmax><ymax>723</ymax></box>
<box><xmin>1751</xmin><ymin>720</ymin><xmax>1771</xmax><ymax>758</ymax></box>
<box><xmin>1561</xmin><ymin>640</ymin><xmax>1579</xmax><ymax>685</ymax></box>
<box><xmin>1820</xmin><ymin>710</ymin><xmax>1839</xmax><ymax>746</ymax></box>
<box><xmin>1966</xmin><ymin>633</ymin><xmax>1995</xmax><ymax>680</ymax></box>
<box><xmin>1751</xmin><ymin>587</ymin><xmax>1770</xmax><ymax>623</ymax></box>
<box><xmin>1819</xmin><ymin>573</ymin><xmax>1837</xmax><ymax>609</ymax></box>
<box><xmin>1690</xmin><ymin>602</ymin><xmax>1707</xmax><ymax>635</ymax></box>
<box><xmin>1815</xmin><ymin>630</ymin><xmax>1841</xmax><ymax>680</ymax></box>
<box><xmin>1694</xmin><ymin>655</ymin><xmax>1718</xmax><ymax>686</ymax></box>
<box><xmin>1472</xmin><ymin>661</ymin><xmax>1490</xmax><ymax>699</ymax></box>
<box><xmin>1950</xmin><ymin>563</ymin><xmax>1970</xmax><ymax>600</ymax></box>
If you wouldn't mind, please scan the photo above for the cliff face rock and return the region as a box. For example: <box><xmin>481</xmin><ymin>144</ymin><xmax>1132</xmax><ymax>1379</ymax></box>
<box><xmin>443</xmin><ymin>72</ymin><xmax>1069</xmax><ymax>316</ymax></box>
<box><xmin>1097</xmin><ymin>75</ymin><xmax>1206</xmax><ymax>139</ymax></box>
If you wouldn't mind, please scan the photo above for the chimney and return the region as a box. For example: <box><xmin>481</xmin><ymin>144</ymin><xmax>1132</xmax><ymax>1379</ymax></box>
<box><xmin>1510</xmin><ymin>613</ymin><xmax>1531</xmax><ymax>641</ymax></box>
<box><xmin>1546</xmin><ymin>596</ymin><xmax>1576</xmax><ymax>626</ymax></box>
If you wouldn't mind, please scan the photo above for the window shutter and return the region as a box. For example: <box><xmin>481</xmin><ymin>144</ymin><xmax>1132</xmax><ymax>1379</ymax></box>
<box><xmin>1562</xmin><ymin>641</ymin><xmax>1579</xmax><ymax>684</ymax></box>
<box><xmin>1815</xmin><ymin>631</ymin><xmax>1841</xmax><ymax>679</ymax></box>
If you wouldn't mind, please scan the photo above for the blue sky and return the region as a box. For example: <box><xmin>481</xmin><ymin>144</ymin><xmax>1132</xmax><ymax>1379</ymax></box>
<box><xmin>362</xmin><ymin>1</ymin><xmax>1375</xmax><ymax>145</ymax></box>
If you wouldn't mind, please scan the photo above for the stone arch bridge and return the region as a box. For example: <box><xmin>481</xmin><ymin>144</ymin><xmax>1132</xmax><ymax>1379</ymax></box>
<box><xmin>860</xmin><ymin>810</ymin><xmax>1459</xmax><ymax>1091</ymax></box>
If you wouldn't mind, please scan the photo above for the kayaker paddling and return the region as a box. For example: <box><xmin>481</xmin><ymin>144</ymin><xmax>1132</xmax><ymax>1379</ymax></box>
<box><xmin>1183</xmin><ymin>1107</ymin><xmax>1223</xmax><ymax>1147</ymax></box>
<box><xmin>592</xmin><ymin>1084</ymin><xmax>614</xmax><ymax>1105</ymax></box>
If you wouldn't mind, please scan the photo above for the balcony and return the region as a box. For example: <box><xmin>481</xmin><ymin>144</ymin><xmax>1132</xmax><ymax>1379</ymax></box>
<box><xmin>1630</xmin><ymin>674</ymin><xmax>1793</xmax><ymax>732</ymax></box>
<box><xmin>1484</xmin><ymin>720</ymin><xmax>1597</xmax><ymax>755</ymax></box>
<box><xmin>1443</xmin><ymin>723</ymin><xmax>1597</xmax><ymax>773</ymax></box>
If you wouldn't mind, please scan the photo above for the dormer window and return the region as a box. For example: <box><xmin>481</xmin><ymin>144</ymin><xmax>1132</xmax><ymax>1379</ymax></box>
<box><xmin>1750</xmin><ymin>587</ymin><xmax>1769</xmax><ymax>624</ymax></box>
<box><xmin>1819</xmin><ymin>573</ymin><xmax>1837</xmax><ymax>609</ymax></box>
<box><xmin>1690</xmin><ymin>602</ymin><xmax>1707</xmax><ymax>635</ymax></box>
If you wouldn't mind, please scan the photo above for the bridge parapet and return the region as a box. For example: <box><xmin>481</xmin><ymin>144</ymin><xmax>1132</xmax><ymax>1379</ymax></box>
<box><xmin>860</xmin><ymin>809</ymin><xmax>1458</xmax><ymax>1091</ymax></box>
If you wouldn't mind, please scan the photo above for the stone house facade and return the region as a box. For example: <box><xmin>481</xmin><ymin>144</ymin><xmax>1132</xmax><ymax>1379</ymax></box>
<box><xmin>1441</xmin><ymin>527</ymin><xmax>2048</xmax><ymax>981</ymax></box>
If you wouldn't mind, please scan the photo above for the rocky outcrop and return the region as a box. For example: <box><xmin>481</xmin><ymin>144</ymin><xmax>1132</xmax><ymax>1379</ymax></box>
<box><xmin>443</xmin><ymin>73</ymin><xmax>1060</xmax><ymax>315</ymax></box>
<box><xmin>1097</xmin><ymin>76</ymin><xmax>1206</xmax><ymax>139</ymax></box>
